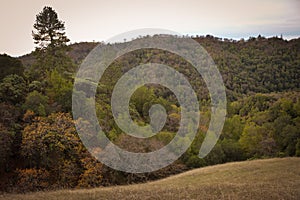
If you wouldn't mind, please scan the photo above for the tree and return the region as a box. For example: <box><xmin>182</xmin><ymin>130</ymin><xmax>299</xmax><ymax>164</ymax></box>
<box><xmin>239</xmin><ymin>122</ymin><xmax>276</xmax><ymax>157</ymax></box>
<box><xmin>16</xmin><ymin>168</ymin><xmax>50</xmax><ymax>192</ymax></box>
<box><xmin>221</xmin><ymin>115</ymin><xmax>244</xmax><ymax>140</ymax></box>
<box><xmin>221</xmin><ymin>139</ymin><xmax>244</xmax><ymax>162</ymax></box>
<box><xmin>32</xmin><ymin>6</ymin><xmax>69</xmax><ymax>50</ymax></box>
<box><xmin>0</xmin><ymin>124</ymin><xmax>14</xmax><ymax>172</ymax></box>
<box><xmin>31</xmin><ymin>6</ymin><xmax>74</xmax><ymax>78</ymax></box>
<box><xmin>77</xmin><ymin>157</ymin><xmax>103</xmax><ymax>188</ymax></box>
<box><xmin>21</xmin><ymin>112</ymin><xmax>84</xmax><ymax>184</ymax></box>
<box><xmin>45</xmin><ymin>70</ymin><xmax>73</xmax><ymax>112</ymax></box>
<box><xmin>0</xmin><ymin>74</ymin><xmax>27</xmax><ymax>104</ymax></box>
<box><xmin>22</xmin><ymin>90</ymin><xmax>49</xmax><ymax>116</ymax></box>
<box><xmin>0</xmin><ymin>103</ymin><xmax>20</xmax><ymax>172</ymax></box>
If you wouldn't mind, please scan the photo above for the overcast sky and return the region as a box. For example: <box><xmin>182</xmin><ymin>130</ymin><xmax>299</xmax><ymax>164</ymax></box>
<box><xmin>1</xmin><ymin>0</ymin><xmax>300</xmax><ymax>57</ymax></box>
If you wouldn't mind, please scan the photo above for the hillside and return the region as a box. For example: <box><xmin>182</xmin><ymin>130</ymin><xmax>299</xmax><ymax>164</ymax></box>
<box><xmin>18</xmin><ymin>36</ymin><xmax>300</xmax><ymax>101</ymax></box>
<box><xmin>1</xmin><ymin>35</ymin><xmax>300</xmax><ymax>192</ymax></box>
<box><xmin>18</xmin><ymin>42</ymin><xmax>99</xmax><ymax>67</ymax></box>
<box><xmin>1</xmin><ymin>4</ymin><xmax>300</xmax><ymax>196</ymax></box>
<box><xmin>1</xmin><ymin>157</ymin><xmax>299</xmax><ymax>200</ymax></box>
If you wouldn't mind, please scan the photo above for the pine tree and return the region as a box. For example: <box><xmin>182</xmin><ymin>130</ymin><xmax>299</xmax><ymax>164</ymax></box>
<box><xmin>32</xmin><ymin>6</ymin><xmax>69</xmax><ymax>50</ymax></box>
<box><xmin>31</xmin><ymin>6</ymin><xmax>74</xmax><ymax>79</ymax></box>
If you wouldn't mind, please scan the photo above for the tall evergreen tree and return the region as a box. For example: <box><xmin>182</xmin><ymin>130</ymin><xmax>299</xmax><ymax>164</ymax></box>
<box><xmin>32</xmin><ymin>6</ymin><xmax>69</xmax><ymax>50</ymax></box>
<box><xmin>31</xmin><ymin>6</ymin><xmax>74</xmax><ymax>79</ymax></box>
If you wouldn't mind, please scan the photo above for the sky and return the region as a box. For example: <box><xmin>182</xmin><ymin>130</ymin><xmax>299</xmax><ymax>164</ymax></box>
<box><xmin>1</xmin><ymin>0</ymin><xmax>300</xmax><ymax>57</ymax></box>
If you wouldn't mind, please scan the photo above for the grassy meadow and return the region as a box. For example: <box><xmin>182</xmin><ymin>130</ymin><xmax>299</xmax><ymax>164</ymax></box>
<box><xmin>1</xmin><ymin>157</ymin><xmax>299</xmax><ymax>200</ymax></box>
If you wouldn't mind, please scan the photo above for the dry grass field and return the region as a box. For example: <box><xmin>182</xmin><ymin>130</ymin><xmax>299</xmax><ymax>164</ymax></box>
<box><xmin>1</xmin><ymin>157</ymin><xmax>300</xmax><ymax>200</ymax></box>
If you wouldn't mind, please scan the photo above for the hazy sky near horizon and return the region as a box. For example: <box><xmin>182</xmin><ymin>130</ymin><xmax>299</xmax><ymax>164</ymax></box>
<box><xmin>1</xmin><ymin>0</ymin><xmax>300</xmax><ymax>56</ymax></box>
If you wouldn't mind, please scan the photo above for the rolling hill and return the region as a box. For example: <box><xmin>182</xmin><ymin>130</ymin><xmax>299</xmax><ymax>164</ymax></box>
<box><xmin>1</xmin><ymin>35</ymin><xmax>299</xmax><ymax>193</ymax></box>
<box><xmin>1</xmin><ymin>157</ymin><xmax>299</xmax><ymax>200</ymax></box>
<box><xmin>18</xmin><ymin>36</ymin><xmax>300</xmax><ymax>101</ymax></box>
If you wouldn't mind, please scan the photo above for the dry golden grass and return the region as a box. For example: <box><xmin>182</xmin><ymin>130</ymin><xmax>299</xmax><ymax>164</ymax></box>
<box><xmin>1</xmin><ymin>157</ymin><xmax>300</xmax><ymax>200</ymax></box>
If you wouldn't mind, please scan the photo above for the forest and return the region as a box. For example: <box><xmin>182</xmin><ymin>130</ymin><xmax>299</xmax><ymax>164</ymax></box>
<box><xmin>0</xmin><ymin>6</ymin><xmax>299</xmax><ymax>193</ymax></box>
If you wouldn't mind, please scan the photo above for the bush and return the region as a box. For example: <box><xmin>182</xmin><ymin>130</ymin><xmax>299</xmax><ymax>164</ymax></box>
<box><xmin>186</xmin><ymin>155</ymin><xmax>206</xmax><ymax>168</ymax></box>
<box><xmin>16</xmin><ymin>168</ymin><xmax>50</xmax><ymax>192</ymax></box>
<box><xmin>77</xmin><ymin>157</ymin><xmax>103</xmax><ymax>188</ymax></box>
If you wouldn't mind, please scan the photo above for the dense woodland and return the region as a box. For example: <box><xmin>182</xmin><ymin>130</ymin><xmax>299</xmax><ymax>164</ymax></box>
<box><xmin>0</xmin><ymin>7</ymin><xmax>299</xmax><ymax>193</ymax></box>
